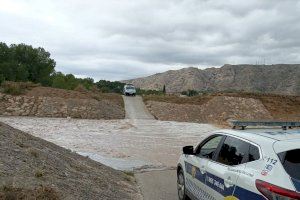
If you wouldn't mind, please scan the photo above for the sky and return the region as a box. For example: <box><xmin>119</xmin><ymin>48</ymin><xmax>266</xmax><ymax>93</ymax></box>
<box><xmin>1</xmin><ymin>0</ymin><xmax>300</xmax><ymax>81</ymax></box>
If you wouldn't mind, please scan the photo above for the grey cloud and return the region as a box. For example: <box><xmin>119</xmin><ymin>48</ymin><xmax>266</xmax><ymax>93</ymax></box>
<box><xmin>1</xmin><ymin>0</ymin><xmax>300</xmax><ymax>81</ymax></box>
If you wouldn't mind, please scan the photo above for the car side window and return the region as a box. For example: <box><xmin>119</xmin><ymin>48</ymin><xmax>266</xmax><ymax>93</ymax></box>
<box><xmin>248</xmin><ymin>144</ymin><xmax>260</xmax><ymax>162</ymax></box>
<box><xmin>216</xmin><ymin>136</ymin><xmax>250</xmax><ymax>166</ymax></box>
<box><xmin>197</xmin><ymin>136</ymin><xmax>223</xmax><ymax>159</ymax></box>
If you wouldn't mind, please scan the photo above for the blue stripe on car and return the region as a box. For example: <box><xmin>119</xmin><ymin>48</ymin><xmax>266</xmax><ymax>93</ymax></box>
<box><xmin>233</xmin><ymin>186</ymin><xmax>265</xmax><ymax>200</ymax></box>
<box><xmin>184</xmin><ymin>162</ymin><xmax>265</xmax><ymax>200</ymax></box>
<box><xmin>292</xmin><ymin>178</ymin><xmax>300</xmax><ymax>192</ymax></box>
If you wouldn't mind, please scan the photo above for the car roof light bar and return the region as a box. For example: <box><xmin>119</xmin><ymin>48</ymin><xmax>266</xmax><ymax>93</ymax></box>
<box><xmin>230</xmin><ymin>120</ymin><xmax>300</xmax><ymax>130</ymax></box>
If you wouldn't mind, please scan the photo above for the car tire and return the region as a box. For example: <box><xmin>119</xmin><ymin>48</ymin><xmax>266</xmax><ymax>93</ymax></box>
<box><xmin>177</xmin><ymin>169</ymin><xmax>189</xmax><ymax>200</ymax></box>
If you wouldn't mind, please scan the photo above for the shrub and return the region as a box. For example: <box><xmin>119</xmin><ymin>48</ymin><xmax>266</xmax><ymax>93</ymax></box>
<box><xmin>2</xmin><ymin>82</ymin><xmax>23</xmax><ymax>95</ymax></box>
<box><xmin>1</xmin><ymin>81</ymin><xmax>39</xmax><ymax>95</ymax></box>
<box><xmin>0</xmin><ymin>74</ymin><xmax>4</xmax><ymax>84</ymax></box>
<box><xmin>74</xmin><ymin>84</ymin><xmax>88</xmax><ymax>92</ymax></box>
<box><xmin>181</xmin><ymin>89</ymin><xmax>199</xmax><ymax>97</ymax></box>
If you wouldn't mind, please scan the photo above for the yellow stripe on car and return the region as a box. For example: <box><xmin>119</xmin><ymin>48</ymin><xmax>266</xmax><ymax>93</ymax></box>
<box><xmin>224</xmin><ymin>196</ymin><xmax>239</xmax><ymax>200</ymax></box>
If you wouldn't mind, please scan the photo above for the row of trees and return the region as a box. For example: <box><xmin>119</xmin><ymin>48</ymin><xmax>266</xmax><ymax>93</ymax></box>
<box><xmin>0</xmin><ymin>43</ymin><xmax>55</xmax><ymax>85</ymax></box>
<box><xmin>0</xmin><ymin>42</ymin><xmax>96</xmax><ymax>91</ymax></box>
<box><xmin>0</xmin><ymin>42</ymin><xmax>168</xmax><ymax>95</ymax></box>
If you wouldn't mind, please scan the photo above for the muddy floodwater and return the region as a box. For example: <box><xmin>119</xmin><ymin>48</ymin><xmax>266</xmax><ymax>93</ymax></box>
<box><xmin>0</xmin><ymin>117</ymin><xmax>217</xmax><ymax>171</ymax></box>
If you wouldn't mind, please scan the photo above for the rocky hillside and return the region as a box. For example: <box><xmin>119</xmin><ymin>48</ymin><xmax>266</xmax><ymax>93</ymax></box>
<box><xmin>124</xmin><ymin>64</ymin><xmax>300</xmax><ymax>95</ymax></box>
<box><xmin>0</xmin><ymin>122</ymin><xmax>141</xmax><ymax>200</ymax></box>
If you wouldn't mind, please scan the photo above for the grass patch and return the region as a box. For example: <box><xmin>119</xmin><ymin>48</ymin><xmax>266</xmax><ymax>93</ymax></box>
<box><xmin>123</xmin><ymin>171</ymin><xmax>135</xmax><ymax>182</ymax></box>
<box><xmin>124</xmin><ymin>171</ymin><xmax>134</xmax><ymax>177</ymax></box>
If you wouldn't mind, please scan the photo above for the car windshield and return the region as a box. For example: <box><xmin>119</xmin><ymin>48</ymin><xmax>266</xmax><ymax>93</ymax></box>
<box><xmin>126</xmin><ymin>86</ymin><xmax>135</xmax><ymax>89</ymax></box>
<box><xmin>278</xmin><ymin>149</ymin><xmax>300</xmax><ymax>180</ymax></box>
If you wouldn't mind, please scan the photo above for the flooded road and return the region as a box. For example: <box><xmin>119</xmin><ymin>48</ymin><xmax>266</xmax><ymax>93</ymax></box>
<box><xmin>0</xmin><ymin>96</ymin><xmax>217</xmax><ymax>200</ymax></box>
<box><xmin>123</xmin><ymin>95</ymin><xmax>155</xmax><ymax>120</ymax></box>
<box><xmin>0</xmin><ymin>116</ymin><xmax>215</xmax><ymax>171</ymax></box>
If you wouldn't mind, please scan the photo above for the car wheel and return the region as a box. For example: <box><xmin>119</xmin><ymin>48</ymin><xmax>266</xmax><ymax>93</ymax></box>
<box><xmin>177</xmin><ymin>169</ymin><xmax>189</xmax><ymax>200</ymax></box>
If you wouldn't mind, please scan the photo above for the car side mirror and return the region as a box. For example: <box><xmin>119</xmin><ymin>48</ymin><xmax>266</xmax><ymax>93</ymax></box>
<box><xmin>183</xmin><ymin>146</ymin><xmax>194</xmax><ymax>155</ymax></box>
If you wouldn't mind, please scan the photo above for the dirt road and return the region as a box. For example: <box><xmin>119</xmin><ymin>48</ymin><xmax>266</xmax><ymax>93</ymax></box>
<box><xmin>123</xmin><ymin>95</ymin><xmax>155</xmax><ymax>120</ymax></box>
<box><xmin>123</xmin><ymin>96</ymin><xmax>177</xmax><ymax>200</ymax></box>
<box><xmin>0</xmin><ymin>96</ymin><xmax>217</xmax><ymax>200</ymax></box>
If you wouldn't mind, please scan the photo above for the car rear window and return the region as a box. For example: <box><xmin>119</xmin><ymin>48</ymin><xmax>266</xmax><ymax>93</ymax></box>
<box><xmin>278</xmin><ymin>149</ymin><xmax>300</xmax><ymax>180</ymax></box>
<box><xmin>217</xmin><ymin>136</ymin><xmax>250</xmax><ymax>166</ymax></box>
<box><xmin>249</xmin><ymin>144</ymin><xmax>260</xmax><ymax>162</ymax></box>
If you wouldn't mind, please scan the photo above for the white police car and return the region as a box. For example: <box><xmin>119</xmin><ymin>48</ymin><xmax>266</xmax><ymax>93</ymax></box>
<box><xmin>177</xmin><ymin>122</ymin><xmax>300</xmax><ymax>200</ymax></box>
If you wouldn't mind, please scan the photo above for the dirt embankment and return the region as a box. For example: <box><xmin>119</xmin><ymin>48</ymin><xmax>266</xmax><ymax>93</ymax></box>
<box><xmin>144</xmin><ymin>93</ymin><xmax>300</xmax><ymax>124</ymax></box>
<box><xmin>0</xmin><ymin>86</ymin><xmax>125</xmax><ymax>119</ymax></box>
<box><xmin>0</xmin><ymin>122</ymin><xmax>141</xmax><ymax>200</ymax></box>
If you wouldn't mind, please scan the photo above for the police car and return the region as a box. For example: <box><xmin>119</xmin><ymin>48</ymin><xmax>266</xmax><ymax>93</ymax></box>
<box><xmin>177</xmin><ymin>121</ymin><xmax>300</xmax><ymax>200</ymax></box>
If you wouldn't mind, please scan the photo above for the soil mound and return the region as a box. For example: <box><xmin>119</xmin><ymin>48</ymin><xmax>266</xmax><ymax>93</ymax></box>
<box><xmin>0</xmin><ymin>122</ymin><xmax>141</xmax><ymax>200</ymax></box>
<box><xmin>0</xmin><ymin>86</ymin><xmax>125</xmax><ymax>119</ymax></box>
<box><xmin>146</xmin><ymin>96</ymin><xmax>273</xmax><ymax>124</ymax></box>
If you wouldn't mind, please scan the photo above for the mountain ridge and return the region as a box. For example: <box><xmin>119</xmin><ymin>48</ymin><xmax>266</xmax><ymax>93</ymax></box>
<box><xmin>123</xmin><ymin>64</ymin><xmax>300</xmax><ymax>95</ymax></box>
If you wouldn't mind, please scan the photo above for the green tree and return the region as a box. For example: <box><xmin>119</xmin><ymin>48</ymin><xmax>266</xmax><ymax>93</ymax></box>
<box><xmin>10</xmin><ymin>44</ymin><xmax>56</xmax><ymax>85</ymax></box>
<box><xmin>51</xmin><ymin>72</ymin><xmax>67</xmax><ymax>89</ymax></box>
<box><xmin>15</xmin><ymin>64</ymin><xmax>29</xmax><ymax>81</ymax></box>
<box><xmin>162</xmin><ymin>85</ymin><xmax>166</xmax><ymax>94</ymax></box>
<box><xmin>0</xmin><ymin>74</ymin><xmax>5</xmax><ymax>84</ymax></box>
<box><xmin>96</xmin><ymin>80</ymin><xmax>125</xmax><ymax>93</ymax></box>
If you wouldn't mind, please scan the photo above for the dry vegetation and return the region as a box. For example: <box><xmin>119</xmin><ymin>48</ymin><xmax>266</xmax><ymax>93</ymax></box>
<box><xmin>0</xmin><ymin>81</ymin><xmax>40</xmax><ymax>95</ymax></box>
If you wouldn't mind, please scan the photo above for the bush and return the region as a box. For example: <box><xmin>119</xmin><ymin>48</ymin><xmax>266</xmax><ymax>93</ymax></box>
<box><xmin>74</xmin><ymin>84</ymin><xmax>88</xmax><ymax>92</ymax></box>
<box><xmin>136</xmin><ymin>88</ymin><xmax>164</xmax><ymax>95</ymax></box>
<box><xmin>181</xmin><ymin>89</ymin><xmax>199</xmax><ymax>97</ymax></box>
<box><xmin>96</xmin><ymin>80</ymin><xmax>125</xmax><ymax>93</ymax></box>
<box><xmin>1</xmin><ymin>81</ymin><xmax>39</xmax><ymax>95</ymax></box>
<box><xmin>1</xmin><ymin>82</ymin><xmax>23</xmax><ymax>95</ymax></box>
<box><xmin>0</xmin><ymin>74</ymin><xmax>4</xmax><ymax>84</ymax></box>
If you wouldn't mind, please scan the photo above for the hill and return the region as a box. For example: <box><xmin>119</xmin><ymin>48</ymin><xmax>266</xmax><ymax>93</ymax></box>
<box><xmin>124</xmin><ymin>64</ymin><xmax>300</xmax><ymax>95</ymax></box>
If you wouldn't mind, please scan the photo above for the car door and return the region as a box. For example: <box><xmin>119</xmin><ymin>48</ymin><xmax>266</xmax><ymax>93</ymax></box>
<box><xmin>184</xmin><ymin>135</ymin><xmax>225</xmax><ymax>200</ymax></box>
<box><xmin>205</xmin><ymin>136</ymin><xmax>250</xmax><ymax>200</ymax></box>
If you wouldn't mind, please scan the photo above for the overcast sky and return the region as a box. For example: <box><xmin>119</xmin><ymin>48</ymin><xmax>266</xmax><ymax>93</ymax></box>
<box><xmin>1</xmin><ymin>0</ymin><xmax>300</xmax><ymax>81</ymax></box>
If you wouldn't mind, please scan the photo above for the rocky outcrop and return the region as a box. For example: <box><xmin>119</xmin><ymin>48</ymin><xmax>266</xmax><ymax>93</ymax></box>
<box><xmin>146</xmin><ymin>96</ymin><xmax>273</xmax><ymax>124</ymax></box>
<box><xmin>0</xmin><ymin>93</ymin><xmax>124</xmax><ymax>119</ymax></box>
<box><xmin>124</xmin><ymin>64</ymin><xmax>300</xmax><ymax>95</ymax></box>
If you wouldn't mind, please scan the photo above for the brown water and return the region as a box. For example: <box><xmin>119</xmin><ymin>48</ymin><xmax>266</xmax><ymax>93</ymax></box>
<box><xmin>0</xmin><ymin>116</ymin><xmax>217</xmax><ymax>171</ymax></box>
